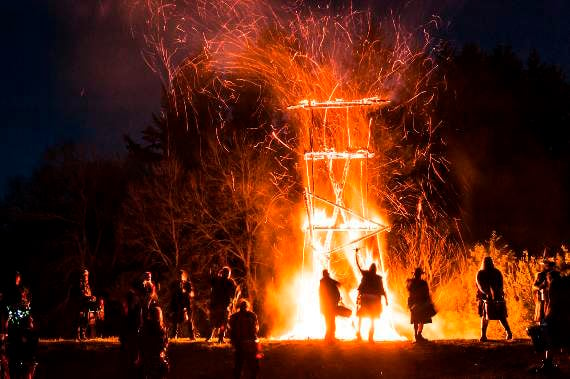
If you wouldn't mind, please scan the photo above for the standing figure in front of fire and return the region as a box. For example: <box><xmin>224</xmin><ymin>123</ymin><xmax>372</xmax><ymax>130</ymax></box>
<box><xmin>476</xmin><ymin>256</ymin><xmax>512</xmax><ymax>342</ymax></box>
<box><xmin>208</xmin><ymin>266</ymin><xmax>237</xmax><ymax>343</ymax></box>
<box><xmin>169</xmin><ymin>269</ymin><xmax>195</xmax><ymax>339</ymax></box>
<box><xmin>533</xmin><ymin>259</ymin><xmax>557</xmax><ymax>324</ymax></box>
<box><xmin>228</xmin><ymin>299</ymin><xmax>260</xmax><ymax>379</ymax></box>
<box><xmin>78</xmin><ymin>269</ymin><xmax>97</xmax><ymax>340</ymax></box>
<box><xmin>406</xmin><ymin>267</ymin><xmax>436</xmax><ymax>343</ymax></box>
<box><xmin>319</xmin><ymin>269</ymin><xmax>341</xmax><ymax>342</ymax></box>
<box><xmin>355</xmin><ymin>254</ymin><xmax>388</xmax><ymax>342</ymax></box>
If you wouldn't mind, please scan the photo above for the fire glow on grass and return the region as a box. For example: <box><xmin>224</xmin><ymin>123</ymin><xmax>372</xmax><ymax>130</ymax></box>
<box><xmin>281</xmin><ymin>98</ymin><xmax>407</xmax><ymax>341</ymax></box>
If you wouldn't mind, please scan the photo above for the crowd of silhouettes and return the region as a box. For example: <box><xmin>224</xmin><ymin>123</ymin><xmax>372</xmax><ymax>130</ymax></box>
<box><xmin>2</xmin><ymin>253</ymin><xmax>570</xmax><ymax>377</ymax></box>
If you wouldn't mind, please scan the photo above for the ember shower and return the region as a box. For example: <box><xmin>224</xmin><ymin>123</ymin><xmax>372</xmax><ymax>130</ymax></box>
<box><xmin>130</xmin><ymin>0</ymin><xmax>451</xmax><ymax>339</ymax></box>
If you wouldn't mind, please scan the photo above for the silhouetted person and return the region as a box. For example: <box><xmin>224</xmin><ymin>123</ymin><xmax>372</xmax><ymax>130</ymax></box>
<box><xmin>355</xmin><ymin>255</ymin><xmax>388</xmax><ymax>342</ymax></box>
<box><xmin>96</xmin><ymin>298</ymin><xmax>105</xmax><ymax>338</ymax></box>
<box><xmin>120</xmin><ymin>289</ymin><xmax>142</xmax><ymax>375</ymax></box>
<box><xmin>319</xmin><ymin>269</ymin><xmax>341</xmax><ymax>342</ymax></box>
<box><xmin>229</xmin><ymin>300</ymin><xmax>260</xmax><ymax>379</ymax></box>
<box><xmin>6</xmin><ymin>287</ymin><xmax>37</xmax><ymax>379</ymax></box>
<box><xmin>142</xmin><ymin>272</ymin><xmax>159</xmax><ymax>308</ymax></box>
<box><xmin>476</xmin><ymin>256</ymin><xmax>512</xmax><ymax>341</ymax></box>
<box><xmin>528</xmin><ymin>270</ymin><xmax>570</xmax><ymax>373</ymax></box>
<box><xmin>1</xmin><ymin>271</ymin><xmax>22</xmax><ymax>337</ymax></box>
<box><xmin>141</xmin><ymin>272</ymin><xmax>159</xmax><ymax>324</ymax></box>
<box><xmin>169</xmin><ymin>269</ymin><xmax>195</xmax><ymax>339</ymax></box>
<box><xmin>139</xmin><ymin>306</ymin><xmax>169</xmax><ymax>379</ymax></box>
<box><xmin>532</xmin><ymin>260</ymin><xmax>557</xmax><ymax>324</ymax></box>
<box><xmin>78</xmin><ymin>269</ymin><xmax>96</xmax><ymax>340</ymax></box>
<box><xmin>406</xmin><ymin>267</ymin><xmax>436</xmax><ymax>342</ymax></box>
<box><xmin>209</xmin><ymin>267</ymin><xmax>237</xmax><ymax>343</ymax></box>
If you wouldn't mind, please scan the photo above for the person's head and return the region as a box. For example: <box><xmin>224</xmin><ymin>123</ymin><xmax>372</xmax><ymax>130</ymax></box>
<box><xmin>83</xmin><ymin>269</ymin><xmax>89</xmax><ymax>280</ymax></box>
<box><xmin>220</xmin><ymin>266</ymin><xmax>231</xmax><ymax>279</ymax></box>
<box><xmin>542</xmin><ymin>260</ymin><xmax>556</xmax><ymax>271</ymax></box>
<box><xmin>179</xmin><ymin>269</ymin><xmax>188</xmax><ymax>281</ymax></box>
<box><xmin>143</xmin><ymin>271</ymin><xmax>152</xmax><ymax>281</ymax></box>
<box><xmin>414</xmin><ymin>267</ymin><xmax>424</xmax><ymax>278</ymax></box>
<box><xmin>322</xmin><ymin>269</ymin><xmax>330</xmax><ymax>278</ymax></box>
<box><xmin>238</xmin><ymin>299</ymin><xmax>249</xmax><ymax>312</ymax></box>
<box><xmin>369</xmin><ymin>263</ymin><xmax>377</xmax><ymax>274</ymax></box>
<box><xmin>546</xmin><ymin>270</ymin><xmax>559</xmax><ymax>285</ymax></box>
<box><xmin>482</xmin><ymin>256</ymin><xmax>494</xmax><ymax>270</ymax></box>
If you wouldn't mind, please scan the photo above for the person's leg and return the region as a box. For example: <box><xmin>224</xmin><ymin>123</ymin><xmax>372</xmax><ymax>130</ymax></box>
<box><xmin>368</xmin><ymin>319</ymin><xmax>375</xmax><ymax>342</ymax></box>
<box><xmin>417</xmin><ymin>323</ymin><xmax>425</xmax><ymax>339</ymax></box>
<box><xmin>234</xmin><ymin>350</ymin><xmax>244</xmax><ymax>379</ymax></box>
<box><xmin>480</xmin><ymin>317</ymin><xmax>488</xmax><ymax>342</ymax></box>
<box><xmin>171</xmin><ymin>319</ymin><xmax>179</xmax><ymax>339</ymax></box>
<box><xmin>544</xmin><ymin>349</ymin><xmax>557</xmax><ymax>367</ymax></box>
<box><xmin>356</xmin><ymin>318</ymin><xmax>362</xmax><ymax>340</ymax></box>
<box><xmin>499</xmin><ymin>318</ymin><xmax>512</xmax><ymax>340</ymax></box>
<box><xmin>209</xmin><ymin>327</ymin><xmax>218</xmax><ymax>342</ymax></box>
<box><xmin>327</xmin><ymin>313</ymin><xmax>336</xmax><ymax>341</ymax></box>
<box><xmin>248</xmin><ymin>352</ymin><xmax>260</xmax><ymax>379</ymax></box>
<box><xmin>323</xmin><ymin>313</ymin><xmax>330</xmax><ymax>340</ymax></box>
<box><xmin>189</xmin><ymin>311</ymin><xmax>197</xmax><ymax>340</ymax></box>
<box><xmin>79</xmin><ymin>310</ymin><xmax>87</xmax><ymax>340</ymax></box>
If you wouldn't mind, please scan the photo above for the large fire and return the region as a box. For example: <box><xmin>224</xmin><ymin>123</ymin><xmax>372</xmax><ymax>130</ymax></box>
<box><xmin>281</xmin><ymin>97</ymin><xmax>407</xmax><ymax>341</ymax></box>
<box><xmin>132</xmin><ymin>0</ymin><xmax>452</xmax><ymax>340</ymax></box>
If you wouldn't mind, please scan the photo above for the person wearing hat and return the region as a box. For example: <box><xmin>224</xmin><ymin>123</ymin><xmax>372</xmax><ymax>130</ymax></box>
<box><xmin>476</xmin><ymin>256</ymin><xmax>512</xmax><ymax>341</ymax></box>
<box><xmin>406</xmin><ymin>267</ymin><xmax>436</xmax><ymax>342</ymax></box>
<box><xmin>319</xmin><ymin>269</ymin><xmax>341</xmax><ymax>342</ymax></box>
<box><xmin>533</xmin><ymin>260</ymin><xmax>558</xmax><ymax>324</ymax></box>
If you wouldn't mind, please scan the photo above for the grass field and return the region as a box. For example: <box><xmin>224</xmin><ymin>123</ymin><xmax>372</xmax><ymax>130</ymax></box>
<box><xmin>33</xmin><ymin>338</ymin><xmax>569</xmax><ymax>378</ymax></box>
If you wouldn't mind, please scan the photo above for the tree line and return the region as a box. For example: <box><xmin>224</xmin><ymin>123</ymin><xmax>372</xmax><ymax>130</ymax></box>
<box><xmin>0</xmin><ymin>43</ymin><xmax>568</xmax><ymax>337</ymax></box>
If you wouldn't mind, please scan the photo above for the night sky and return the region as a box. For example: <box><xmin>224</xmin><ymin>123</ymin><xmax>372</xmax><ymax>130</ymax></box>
<box><xmin>1</xmin><ymin>0</ymin><xmax>569</xmax><ymax>206</ymax></box>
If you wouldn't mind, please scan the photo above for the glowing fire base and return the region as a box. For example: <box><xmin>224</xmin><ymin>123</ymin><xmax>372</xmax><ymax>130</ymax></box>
<box><xmin>283</xmin><ymin>273</ymin><xmax>406</xmax><ymax>341</ymax></box>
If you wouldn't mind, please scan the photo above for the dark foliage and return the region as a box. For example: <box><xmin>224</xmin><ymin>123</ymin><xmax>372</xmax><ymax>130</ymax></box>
<box><xmin>437</xmin><ymin>44</ymin><xmax>570</xmax><ymax>252</ymax></box>
<box><xmin>0</xmin><ymin>44</ymin><xmax>569</xmax><ymax>336</ymax></box>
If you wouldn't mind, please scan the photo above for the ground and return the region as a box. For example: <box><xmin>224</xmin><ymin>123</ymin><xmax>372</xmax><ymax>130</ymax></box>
<box><xmin>35</xmin><ymin>338</ymin><xmax>568</xmax><ymax>378</ymax></box>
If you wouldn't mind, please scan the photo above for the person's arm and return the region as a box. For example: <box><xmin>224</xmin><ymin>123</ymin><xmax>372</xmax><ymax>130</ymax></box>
<box><xmin>188</xmin><ymin>280</ymin><xmax>195</xmax><ymax>298</ymax></box>
<box><xmin>355</xmin><ymin>252</ymin><xmax>364</xmax><ymax>274</ymax></box>
<box><xmin>475</xmin><ymin>272</ymin><xmax>486</xmax><ymax>297</ymax></box>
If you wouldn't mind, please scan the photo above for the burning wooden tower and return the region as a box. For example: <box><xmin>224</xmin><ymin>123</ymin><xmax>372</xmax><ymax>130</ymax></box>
<box><xmin>288</xmin><ymin>97</ymin><xmax>391</xmax><ymax>278</ymax></box>
<box><xmin>285</xmin><ymin>96</ymin><xmax>402</xmax><ymax>340</ymax></box>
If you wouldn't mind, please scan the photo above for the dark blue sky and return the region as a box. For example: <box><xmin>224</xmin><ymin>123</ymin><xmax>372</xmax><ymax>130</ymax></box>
<box><xmin>1</xmin><ymin>0</ymin><xmax>568</xmax><ymax>192</ymax></box>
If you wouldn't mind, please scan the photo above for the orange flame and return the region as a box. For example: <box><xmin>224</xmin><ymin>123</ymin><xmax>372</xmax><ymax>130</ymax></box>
<box><xmin>281</xmin><ymin>97</ymin><xmax>407</xmax><ymax>341</ymax></box>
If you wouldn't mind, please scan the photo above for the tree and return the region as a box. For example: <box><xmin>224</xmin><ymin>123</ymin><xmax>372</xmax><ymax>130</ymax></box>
<box><xmin>121</xmin><ymin>158</ymin><xmax>201</xmax><ymax>277</ymax></box>
<box><xmin>188</xmin><ymin>134</ymin><xmax>295</xmax><ymax>302</ymax></box>
<box><xmin>1</xmin><ymin>143</ymin><xmax>128</xmax><ymax>336</ymax></box>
